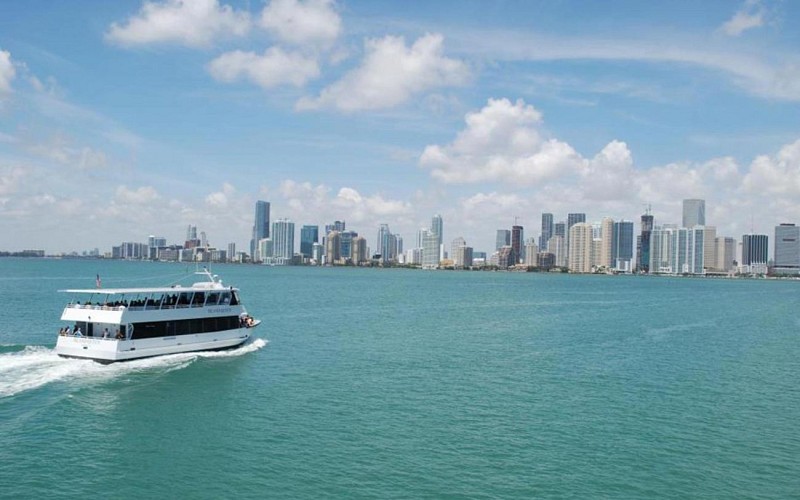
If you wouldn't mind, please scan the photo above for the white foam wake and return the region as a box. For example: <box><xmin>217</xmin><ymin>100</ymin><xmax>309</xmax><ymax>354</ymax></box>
<box><xmin>0</xmin><ymin>338</ymin><xmax>268</xmax><ymax>399</ymax></box>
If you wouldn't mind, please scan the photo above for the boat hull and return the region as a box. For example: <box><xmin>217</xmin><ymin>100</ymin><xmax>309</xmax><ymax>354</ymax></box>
<box><xmin>55</xmin><ymin>325</ymin><xmax>259</xmax><ymax>363</ymax></box>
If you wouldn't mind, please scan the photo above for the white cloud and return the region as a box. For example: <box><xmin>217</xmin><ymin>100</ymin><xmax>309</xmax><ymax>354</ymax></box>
<box><xmin>742</xmin><ymin>139</ymin><xmax>800</xmax><ymax>196</ymax></box>
<box><xmin>207</xmin><ymin>47</ymin><xmax>320</xmax><ymax>89</ymax></box>
<box><xmin>719</xmin><ymin>1</ymin><xmax>765</xmax><ymax>36</ymax></box>
<box><xmin>297</xmin><ymin>33</ymin><xmax>469</xmax><ymax>111</ymax></box>
<box><xmin>0</xmin><ymin>167</ymin><xmax>25</xmax><ymax>196</ymax></box>
<box><xmin>26</xmin><ymin>135</ymin><xmax>108</xmax><ymax>170</ymax></box>
<box><xmin>205</xmin><ymin>182</ymin><xmax>236</xmax><ymax>207</ymax></box>
<box><xmin>106</xmin><ymin>0</ymin><xmax>250</xmax><ymax>48</ymax></box>
<box><xmin>260</xmin><ymin>0</ymin><xmax>341</xmax><ymax>46</ymax></box>
<box><xmin>0</xmin><ymin>50</ymin><xmax>15</xmax><ymax>94</ymax></box>
<box><xmin>450</xmin><ymin>28</ymin><xmax>800</xmax><ymax>101</ymax></box>
<box><xmin>115</xmin><ymin>185</ymin><xmax>160</xmax><ymax>204</ymax></box>
<box><xmin>420</xmin><ymin>98</ymin><xmax>583</xmax><ymax>184</ymax></box>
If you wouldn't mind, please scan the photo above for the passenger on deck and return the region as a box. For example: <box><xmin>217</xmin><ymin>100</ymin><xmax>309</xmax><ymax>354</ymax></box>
<box><xmin>64</xmin><ymin>326</ymin><xmax>71</xmax><ymax>335</ymax></box>
<box><xmin>102</xmin><ymin>328</ymin><xmax>110</xmax><ymax>339</ymax></box>
<box><xmin>115</xmin><ymin>329</ymin><xmax>123</xmax><ymax>340</ymax></box>
<box><xmin>74</xmin><ymin>327</ymin><xmax>83</xmax><ymax>337</ymax></box>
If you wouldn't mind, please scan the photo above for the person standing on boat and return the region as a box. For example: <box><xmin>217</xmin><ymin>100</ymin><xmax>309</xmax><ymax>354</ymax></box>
<box><xmin>74</xmin><ymin>327</ymin><xmax>82</xmax><ymax>337</ymax></box>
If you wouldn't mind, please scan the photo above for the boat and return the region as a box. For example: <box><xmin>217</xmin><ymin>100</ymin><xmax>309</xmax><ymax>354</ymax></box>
<box><xmin>55</xmin><ymin>269</ymin><xmax>260</xmax><ymax>363</ymax></box>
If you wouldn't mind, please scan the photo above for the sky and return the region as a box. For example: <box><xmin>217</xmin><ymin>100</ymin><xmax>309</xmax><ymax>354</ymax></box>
<box><xmin>1</xmin><ymin>0</ymin><xmax>799</xmax><ymax>255</ymax></box>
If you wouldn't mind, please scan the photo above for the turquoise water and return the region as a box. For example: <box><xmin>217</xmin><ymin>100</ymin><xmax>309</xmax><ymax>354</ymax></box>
<box><xmin>1</xmin><ymin>258</ymin><xmax>799</xmax><ymax>498</ymax></box>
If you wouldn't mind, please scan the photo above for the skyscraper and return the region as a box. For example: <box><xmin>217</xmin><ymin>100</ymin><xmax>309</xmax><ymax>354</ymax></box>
<box><xmin>227</xmin><ymin>242</ymin><xmax>236</xmax><ymax>262</ymax></box>
<box><xmin>540</xmin><ymin>213</ymin><xmax>554</xmax><ymax>250</ymax></box>
<box><xmin>566</xmin><ymin>213</ymin><xmax>586</xmax><ymax>254</ymax></box>
<box><xmin>326</xmin><ymin>230</ymin><xmax>341</xmax><ymax>264</ymax></box>
<box><xmin>741</xmin><ymin>233</ymin><xmax>768</xmax><ymax>274</ymax></box>
<box><xmin>568</xmin><ymin>223</ymin><xmax>592</xmax><ymax>273</ymax></box>
<box><xmin>554</xmin><ymin>222</ymin><xmax>566</xmax><ymax>238</ymax></box>
<box><xmin>495</xmin><ymin>229</ymin><xmax>510</xmax><ymax>250</ymax></box>
<box><xmin>377</xmin><ymin>224</ymin><xmax>397</xmax><ymax>263</ymax></box>
<box><xmin>511</xmin><ymin>225</ymin><xmax>523</xmax><ymax>265</ymax></box>
<box><xmin>774</xmin><ymin>223</ymin><xmax>800</xmax><ymax>271</ymax></box>
<box><xmin>271</xmin><ymin>218</ymin><xmax>294</xmax><ymax>265</ymax></box>
<box><xmin>612</xmin><ymin>220</ymin><xmax>634</xmax><ymax>271</ymax></box>
<box><xmin>250</xmin><ymin>200</ymin><xmax>270</xmax><ymax>260</ymax></box>
<box><xmin>599</xmin><ymin>217</ymin><xmax>614</xmax><ymax>269</ymax></box>
<box><xmin>637</xmin><ymin>211</ymin><xmax>654</xmax><ymax>273</ymax></box>
<box><xmin>352</xmin><ymin>236</ymin><xmax>368</xmax><ymax>264</ymax></box>
<box><xmin>300</xmin><ymin>225</ymin><xmax>319</xmax><ymax>258</ymax></box>
<box><xmin>715</xmin><ymin>236</ymin><xmax>736</xmax><ymax>272</ymax></box>
<box><xmin>682</xmin><ymin>199</ymin><xmax>705</xmax><ymax>228</ymax></box>
<box><xmin>431</xmin><ymin>214</ymin><xmax>443</xmax><ymax>249</ymax></box>
<box><xmin>422</xmin><ymin>229</ymin><xmax>439</xmax><ymax>269</ymax></box>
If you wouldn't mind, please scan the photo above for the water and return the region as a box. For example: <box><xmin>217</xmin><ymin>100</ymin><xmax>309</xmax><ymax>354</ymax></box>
<box><xmin>1</xmin><ymin>259</ymin><xmax>799</xmax><ymax>498</ymax></box>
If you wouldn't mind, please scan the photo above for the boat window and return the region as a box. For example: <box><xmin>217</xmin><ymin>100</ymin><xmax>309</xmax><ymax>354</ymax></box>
<box><xmin>191</xmin><ymin>292</ymin><xmax>205</xmax><ymax>307</ymax></box>
<box><xmin>230</xmin><ymin>291</ymin><xmax>239</xmax><ymax>306</ymax></box>
<box><xmin>205</xmin><ymin>292</ymin><xmax>219</xmax><ymax>306</ymax></box>
<box><xmin>177</xmin><ymin>292</ymin><xmax>191</xmax><ymax>307</ymax></box>
<box><xmin>130</xmin><ymin>316</ymin><xmax>240</xmax><ymax>339</ymax></box>
<box><xmin>220</xmin><ymin>292</ymin><xmax>231</xmax><ymax>305</ymax></box>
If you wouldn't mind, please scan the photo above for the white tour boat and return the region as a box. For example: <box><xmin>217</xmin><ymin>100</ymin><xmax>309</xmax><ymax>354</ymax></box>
<box><xmin>55</xmin><ymin>270</ymin><xmax>260</xmax><ymax>363</ymax></box>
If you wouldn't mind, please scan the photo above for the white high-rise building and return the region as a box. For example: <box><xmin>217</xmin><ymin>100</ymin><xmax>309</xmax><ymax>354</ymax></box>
<box><xmin>431</xmin><ymin>214</ymin><xmax>443</xmax><ymax>253</ymax></box>
<box><xmin>650</xmin><ymin>225</ymin><xmax>675</xmax><ymax>274</ymax></box>
<box><xmin>422</xmin><ymin>230</ymin><xmax>440</xmax><ymax>269</ymax></box>
<box><xmin>524</xmin><ymin>238</ymin><xmax>538</xmax><ymax>266</ymax></box>
<box><xmin>703</xmin><ymin>226</ymin><xmax>716</xmax><ymax>271</ymax></box>
<box><xmin>258</xmin><ymin>238</ymin><xmax>273</xmax><ymax>262</ymax></box>
<box><xmin>271</xmin><ymin>219</ymin><xmax>294</xmax><ymax>265</ymax></box>
<box><xmin>568</xmin><ymin>223</ymin><xmax>593</xmax><ymax>273</ymax></box>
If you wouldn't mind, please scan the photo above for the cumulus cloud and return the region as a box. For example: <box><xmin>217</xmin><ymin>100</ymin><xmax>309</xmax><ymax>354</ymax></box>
<box><xmin>0</xmin><ymin>50</ymin><xmax>15</xmax><ymax>94</ymax></box>
<box><xmin>0</xmin><ymin>167</ymin><xmax>25</xmax><ymax>196</ymax></box>
<box><xmin>742</xmin><ymin>139</ymin><xmax>800</xmax><ymax>196</ymax></box>
<box><xmin>297</xmin><ymin>33</ymin><xmax>469</xmax><ymax>111</ymax></box>
<box><xmin>719</xmin><ymin>1</ymin><xmax>765</xmax><ymax>36</ymax></box>
<box><xmin>420</xmin><ymin>98</ymin><xmax>583</xmax><ymax>184</ymax></box>
<box><xmin>260</xmin><ymin>0</ymin><xmax>341</xmax><ymax>46</ymax></box>
<box><xmin>205</xmin><ymin>182</ymin><xmax>236</xmax><ymax>207</ymax></box>
<box><xmin>106</xmin><ymin>0</ymin><xmax>250</xmax><ymax>48</ymax></box>
<box><xmin>207</xmin><ymin>47</ymin><xmax>320</xmax><ymax>88</ymax></box>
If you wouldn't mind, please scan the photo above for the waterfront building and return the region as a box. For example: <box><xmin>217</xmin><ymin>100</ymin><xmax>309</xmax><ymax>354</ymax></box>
<box><xmin>524</xmin><ymin>238</ymin><xmax>538</xmax><ymax>266</ymax></box>
<box><xmin>452</xmin><ymin>237</ymin><xmax>472</xmax><ymax>268</ymax></box>
<box><xmin>649</xmin><ymin>225</ymin><xmax>674</xmax><ymax>274</ymax></box>
<box><xmin>682</xmin><ymin>199</ymin><xmax>705</xmax><ymax>228</ymax></box>
<box><xmin>774</xmin><ymin>223</ymin><xmax>800</xmax><ymax>273</ymax></box>
<box><xmin>599</xmin><ymin>217</ymin><xmax>614</xmax><ymax>269</ymax></box>
<box><xmin>702</xmin><ymin>226</ymin><xmax>716</xmax><ymax>272</ymax></box>
<box><xmin>377</xmin><ymin>224</ymin><xmax>394</xmax><ymax>263</ymax></box>
<box><xmin>554</xmin><ymin>222</ymin><xmax>566</xmax><ymax>238</ymax></box>
<box><xmin>497</xmin><ymin>246</ymin><xmax>515</xmax><ymax>269</ymax></box>
<box><xmin>422</xmin><ymin>230</ymin><xmax>440</xmax><ymax>269</ymax></box>
<box><xmin>714</xmin><ymin>237</ymin><xmax>736</xmax><ymax>272</ymax></box>
<box><xmin>250</xmin><ymin>201</ymin><xmax>270</xmax><ymax>260</ymax></box>
<box><xmin>326</xmin><ymin>231</ymin><xmax>341</xmax><ymax>264</ymax></box>
<box><xmin>352</xmin><ymin>236</ymin><xmax>368</xmax><ymax>265</ymax></box>
<box><xmin>496</xmin><ymin>229</ymin><xmax>510</xmax><ymax>250</ymax></box>
<box><xmin>405</xmin><ymin>247</ymin><xmax>423</xmax><ymax>265</ymax></box>
<box><xmin>537</xmin><ymin>252</ymin><xmax>555</xmax><ymax>270</ymax></box>
<box><xmin>340</xmin><ymin>231</ymin><xmax>358</xmax><ymax>260</ymax></box>
<box><xmin>431</xmin><ymin>214</ymin><xmax>443</xmax><ymax>254</ymax></box>
<box><xmin>637</xmin><ymin>211</ymin><xmax>654</xmax><ymax>273</ymax></box>
<box><xmin>568</xmin><ymin>223</ymin><xmax>592</xmax><ymax>273</ymax></box>
<box><xmin>540</xmin><ymin>213</ymin><xmax>554</xmax><ymax>250</ymax></box>
<box><xmin>547</xmin><ymin>235</ymin><xmax>566</xmax><ymax>268</ymax></box>
<box><xmin>311</xmin><ymin>242</ymin><xmax>324</xmax><ymax>264</ymax></box>
<box><xmin>270</xmin><ymin>219</ymin><xmax>294</xmax><ymax>265</ymax></box>
<box><xmin>300</xmin><ymin>225</ymin><xmax>319</xmax><ymax>258</ymax></box>
<box><xmin>258</xmin><ymin>238</ymin><xmax>273</xmax><ymax>262</ymax></box>
<box><xmin>325</xmin><ymin>220</ymin><xmax>346</xmax><ymax>235</ymax></box>
<box><xmin>612</xmin><ymin>220</ymin><xmax>634</xmax><ymax>272</ymax></box>
<box><xmin>741</xmin><ymin>233</ymin><xmax>768</xmax><ymax>274</ymax></box>
<box><xmin>227</xmin><ymin>243</ymin><xmax>236</xmax><ymax>262</ymax></box>
<box><xmin>148</xmin><ymin>235</ymin><xmax>167</xmax><ymax>260</ymax></box>
<box><xmin>511</xmin><ymin>225</ymin><xmax>524</xmax><ymax>264</ymax></box>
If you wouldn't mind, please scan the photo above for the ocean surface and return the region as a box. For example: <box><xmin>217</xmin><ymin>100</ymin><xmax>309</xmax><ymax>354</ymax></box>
<box><xmin>1</xmin><ymin>258</ymin><xmax>798</xmax><ymax>498</ymax></box>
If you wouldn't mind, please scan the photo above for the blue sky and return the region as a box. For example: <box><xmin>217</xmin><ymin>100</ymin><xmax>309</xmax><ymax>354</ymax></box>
<box><xmin>1</xmin><ymin>0</ymin><xmax>799</xmax><ymax>254</ymax></box>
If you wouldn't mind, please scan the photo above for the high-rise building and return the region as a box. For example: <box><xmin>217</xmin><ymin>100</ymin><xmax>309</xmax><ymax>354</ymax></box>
<box><xmin>271</xmin><ymin>219</ymin><xmax>294</xmax><ymax>265</ymax></box>
<box><xmin>340</xmin><ymin>231</ymin><xmax>357</xmax><ymax>260</ymax></box>
<box><xmin>325</xmin><ymin>221</ymin><xmax>346</xmax><ymax>234</ymax></box>
<box><xmin>715</xmin><ymin>236</ymin><xmax>736</xmax><ymax>272</ymax></box>
<box><xmin>599</xmin><ymin>217</ymin><xmax>614</xmax><ymax>269</ymax></box>
<box><xmin>258</xmin><ymin>238</ymin><xmax>273</xmax><ymax>262</ymax></box>
<box><xmin>250</xmin><ymin>201</ymin><xmax>270</xmax><ymax>260</ymax></box>
<box><xmin>741</xmin><ymin>234</ymin><xmax>768</xmax><ymax>274</ymax></box>
<box><xmin>524</xmin><ymin>238</ymin><xmax>538</xmax><ymax>266</ymax></box>
<box><xmin>496</xmin><ymin>246</ymin><xmax>515</xmax><ymax>269</ymax></box>
<box><xmin>300</xmin><ymin>225</ymin><xmax>319</xmax><ymax>258</ymax></box>
<box><xmin>669</xmin><ymin>226</ymin><xmax>704</xmax><ymax>275</ymax></box>
<box><xmin>774</xmin><ymin>223</ymin><xmax>800</xmax><ymax>272</ymax></box>
<box><xmin>554</xmin><ymin>222</ymin><xmax>566</xmax><ymax>238</ymax></box>
<box><xmin>682</xmin><ymin>199</ymin><xmax>705</xmax><ymax>228</ymax></box>
<box><xmin>511</xmin><ymin>225</ymin><xmax>524</xmax><ymax>265</ymax></box>
<box><xmin>326</xmin><ymin>231</ymin><xmax>342</xmax><ymax>264</ymax></box>
<box><xmin>352</xmin><ymin>236</ymin><xmax>368</xmax><ymax>264</ymax></box>
<box><xmin>451</xmin><ymin>237</ymin><xmax>472</xmax><ymax>268</ymax></box>
<box><xmin>540</xmin><ymin>213</ymin><xmax>554</xmax><ymax>250</ymax></box>
<box><xmin>377</xmin><ymin>224</ymin><xmax>398</xmax><ymax>264</ymax></box>
<box><xmin>637</xmin><ymin>211</ymin><xmax>654</xmax><ymax>272</ymax></box>
<box><xmin>431</xmin><ymin>214</ymin><xmax>443</xmax><ymax>251</ymax></box>
<box><xmin>227</xmin><ymin>242</ymin><xmax>236</xmax><ymax>262</ymax></box>
<box><xmin>568</xmin><ymin>222</ymin><xmax>592</xmax><ymax>273</ymax></box>
<box><xmin>701</xmin><ymin>226</ymin><xmax>716</xmax><ymax>271</ymax></box>
<box><xmin>612</xmin><ymin>220</ymin><xmax>634</xmax><ymax>272</ymax></box>
<box><xmin>547</xmin><ymin>235</ymin><xmax>566</xmax><ymax>268</ymax></box>
<box><xmin>311</xmin><ymin>242</ymin><xmax>324</xmax><ymax>264</ymax></box>
<box><xmin>649</xmin><ymin>225</ymin><xmax>674</xmax><ymax>274</ymax></box>
<box><xmin>495</xmin><ymin>229</ymin><xmax>510</xmax><ymax>250</ymax></box>
<box><xmin>422</xmin><ymin>230</ymin><xmax>439</xmax><ymax>269</ymax></box>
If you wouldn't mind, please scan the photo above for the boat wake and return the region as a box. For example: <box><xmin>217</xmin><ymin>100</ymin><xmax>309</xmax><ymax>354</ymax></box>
<box><xmin>0</xmin><ymin>338</ymin><xmax>267</xmax><ymax>399</ymax></box>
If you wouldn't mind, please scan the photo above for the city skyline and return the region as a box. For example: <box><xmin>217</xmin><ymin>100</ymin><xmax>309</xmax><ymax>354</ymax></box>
<box><xmin>1</xmin><ymin>1</ymin><xmax>799</xmax><ymax>254</ymax></box>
